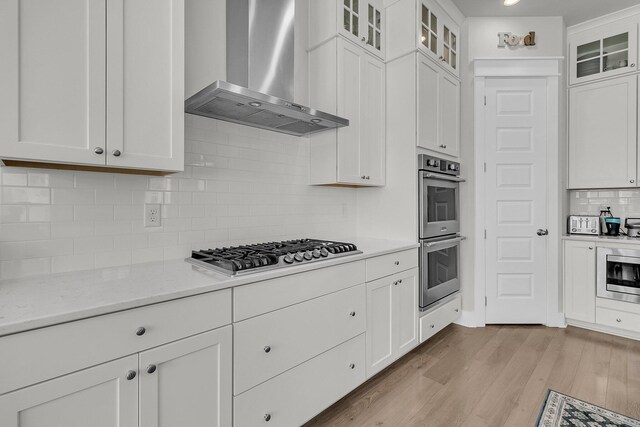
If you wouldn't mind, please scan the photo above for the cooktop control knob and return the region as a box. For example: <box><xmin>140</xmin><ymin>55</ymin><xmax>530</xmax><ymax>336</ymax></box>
<box><xmin>283</xmin><ymin>254</ymin><xmax>294</xmax><ymax>264</ymax></box>
<box><xmin>294</xmin><ymin>253</ymin><xmax>304</xmax><ymax>262</ymax></box>
<box><xmin>303</xmin><ymin>251</ymin><xmax>312</xmax><ymax>260</ymax></box>
<box><xmin>312</xmin><ymin>249</ymin><xmax>321</xmax><ymax>258</ymax></box>
<box><xmin>320</xmin><ymin>248</ymin><xmax>329</xmax><ymax>257</ymax></box>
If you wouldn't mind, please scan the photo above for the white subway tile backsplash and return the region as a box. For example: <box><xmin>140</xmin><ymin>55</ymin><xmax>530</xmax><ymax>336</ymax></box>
<box><xmin>0</xmin><ymin>116</ymin><xmax>357</xmax><ymax>279</ymax></box>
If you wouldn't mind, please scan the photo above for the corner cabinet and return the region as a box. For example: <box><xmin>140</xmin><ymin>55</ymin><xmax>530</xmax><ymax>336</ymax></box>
<box><xmin>0</xmin><ymin>0</ymin><xmax>184</xmax><ymax>173</ymax></box>
<box><xmin>568</xmin><ymin>75</ymin><xmax>637</xmax><ymax>189</ymax></box>
<box><xmin>569</xmin><ymin>22</ymin><xmax>638</xmax><ymax>86</ymax></box>
<box><xmin>309</xmin><ymin>37</ymin><xmax>386</xmax><ymax>186</ymax></box>
<box><xmin>563</xmin><ymin>241</ymin><xmax>596</xmax><ymax>323</ymax></box>
<box><xmin>309</xmin><ymin>0</ymin><xmax>386</xmax><ymax>60</ymax></box>
<box><xmin>386</xmin><ymin>0</ymin><xmax>460</xmax><ymax>77</ymax></box>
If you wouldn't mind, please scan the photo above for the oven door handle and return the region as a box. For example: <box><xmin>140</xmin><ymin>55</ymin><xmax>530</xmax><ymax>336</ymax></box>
<box><xmin>607</xmin><ymin>255</ymin><xmax>640</xmax><ymax>264</ymax></box>
<box><xmin>422</xmin><ymin>172</ymin><xmax>466</xmax><ymax>182</ymax></box>
<box><xmin>424</xmin><ymin>236</ymin><xmax>467</xmax><ymax>249</ymax></box>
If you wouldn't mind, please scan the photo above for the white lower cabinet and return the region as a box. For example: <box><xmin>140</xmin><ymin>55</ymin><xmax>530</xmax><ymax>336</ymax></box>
<box><xmin>0</xmin><ymin>356</ymin><xmax>138</xmax><ymax>427</ymax></box>
<box><xmin>563</xmin><ymin>240</ymin><xmax>596</xmax><ymax>323</ymax></box>
<box><xmin>419</xmin><ymin>294</ymin><xmax>461</xmax><ymax>343</ymax></box>
<box><xmin>234</xmin><ymin>334</ymin><xmax>366</xmax><ymax>427</ymax></box>
<box><xmin>366</xmin><ymin>268</ymin><xmax>419</xmax><ymax>377</ymax></box>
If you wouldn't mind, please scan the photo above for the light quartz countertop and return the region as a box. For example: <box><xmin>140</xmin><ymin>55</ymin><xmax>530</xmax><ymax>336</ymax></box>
<box><xmin>562</xmin><ymin>234</ymin><xmax>640</xmax><ymax>244</ymax></box>
<box><xmin>0</xmin><ymin>238</ymin><xmax>418</xmax><ymax>337</ymax></box>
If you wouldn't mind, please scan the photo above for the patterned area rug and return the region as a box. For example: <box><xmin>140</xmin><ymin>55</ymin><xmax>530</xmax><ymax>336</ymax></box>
<box><xmin>537</xmin><ymin>390</ymin><xmax>640</xmax><ymax>427</ymax></box>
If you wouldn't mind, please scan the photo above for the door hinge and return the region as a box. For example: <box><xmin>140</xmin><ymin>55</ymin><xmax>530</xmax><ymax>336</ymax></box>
<box><xmin>484</xmin><ymin>229</ymin><xmax>487</xmax><ymax>239</ymax></box>
<box><xmin>484</xmin><ymin>96</ymin><xmax>487</xmax><ymax>106</ymax></box>
<box><xmin>485</xmin><ymin>296</ymin><xmax>488</xmax><ymax>306</ymax></box>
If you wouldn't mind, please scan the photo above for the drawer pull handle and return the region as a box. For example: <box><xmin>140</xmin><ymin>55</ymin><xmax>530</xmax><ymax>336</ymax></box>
<box><xmin>147</xmin><ymin>364</ymin><xmax>157</xmax><ymax>374</ymax></box>
<box><xmin>349</xmin><ymin>363</ymin><xmax>356</xmax><ymax>369</ymax></box>
<box><xmin>430</xmin><ymin>324</ymin><xmax>435</xmax><ymax>329</ymax></box>
<box><xmin>135</xmin><ymin>327</ymin><xmax>146</xmax><ymax>336</ymax></box>
<box><xmin>126</xmin><ymin>370</ymin><xmax>137</xmax><ymax>381</ymax></box>
<box><xmin>616</xmin><ymin>318</ymin><xmax>622</xmax><ymax>323</ymax></box>
<box><xmin>349</xmin><ymin>311</ymin><xmax>356</xmax><ymax>317</ymax></box>
<box><xmin>264</xmin><ymin>346</ymin><xmax>271</xmax><ymax>353</ymax></box>
<box><xmin>264</xmin><ymin>414</ymin><xmax>272</xmax><ymax>422</ymax></box>
<box><xmin>394</xmin><ymin>261</ymin><xmax>400</xmax><ymax>265</ymax></box>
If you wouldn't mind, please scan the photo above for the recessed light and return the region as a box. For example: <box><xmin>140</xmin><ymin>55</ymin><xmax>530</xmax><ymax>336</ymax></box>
<box><xmin>249</xmin><ymin>101</ymin><xmax>262</xmax><ymax>108</ymax></box>
<box><xmin>504</xmin><ymin>0</ymin><xmax>520</xmax><ymax>5</ymax></box>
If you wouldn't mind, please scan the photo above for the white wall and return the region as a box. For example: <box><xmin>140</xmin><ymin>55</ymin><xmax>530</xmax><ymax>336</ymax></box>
<box><xmin>460</xmin><ymin>16</ymin><xmax>567</xmax><ymax>314</ymax></box>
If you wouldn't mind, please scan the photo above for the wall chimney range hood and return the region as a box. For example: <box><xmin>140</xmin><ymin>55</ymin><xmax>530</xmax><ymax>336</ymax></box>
<box><xmin>185</xmin><ymin>0</ymin><xmax>349</xmax><ymax>137</ymax></box>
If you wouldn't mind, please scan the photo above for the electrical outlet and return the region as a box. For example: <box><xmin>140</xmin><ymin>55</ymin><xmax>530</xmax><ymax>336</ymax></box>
<box><xmin>144</xmin><ymin>204</ymin><xmax>161</xmax><ymax>228</ymax></box>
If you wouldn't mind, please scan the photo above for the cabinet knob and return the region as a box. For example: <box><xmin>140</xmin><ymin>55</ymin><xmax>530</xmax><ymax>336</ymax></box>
<box><xmin>398</xmin><ymin>279</ymin><xmax>403</xmax><ymax>284</ymax></box>
<box><xmin>366</xmin><ymin>176</ymin><xmax>370</xmax><ymax>180</ymax></box>
<box><xmin>264</xmin><ymin>345</ymin><xmax>271</xmax><ymax>353</ymax></box>
<box><xmin>393</xmin><ymin>280</ymin><xmax>398</xmax><ymax>286</ymax></box>
<box><xmin>361</xmin><ymin>175</ymin><xmax>366</xmax><ymax>179</ymax></box>
<box><xmin>616</xmin><ymin>318</ymin><xmax>622</xmax><ymax>323</ymax></box>
<box><xmin>361</xmin><ymin>37</ymin><xmax>366</xmax><ymax>42</ymax></box>
<box><xmin>349</xmin><ymin>363</ymin><xmax>356</xmax><ymax>369</ymax></box>
<box><xmin>631</xmin><ymin>63</ymin><xmax>636</xmax><ymax>67</ymax></box>
<box><xmin>146</xmin><ymin>364</ymin><xmax>157</xmax><ymax>374</ymax></box>
<box><xmin>430</xmin><ymin>324</ymin><xmax>435</xmax><ymax>329</ymax></box>
<box><xmin>631</xmin><ymin>179</ymin><xmax>635</xmax><ymax>183</ymax></box>
<box><xmin>589</xmin><ymin>246</ymin><xmax>594</xmax><ymax>250</ymax></box>
<box><xmin>126</xmin><ymin>370</ymin><xmax>137</xmax><ymax>381</ymax></box>
<box><xmin>112</xmin><ymin>149</ymin><xmax>122</xmax><ymax>157</ymax></box>
<box><xmin>454</xmin><ymin>308</ymin><xmax>459</xmax><ymax>313</ymax></box>
<box><xmin>349</xmin><ymin>311</ymin><xmax>356</xmax><ymax>317</ymax></box>
<box><xmin>264</xmin><ymin>414</ymin><xmax>272</xmax><ymax>422</ymax></box>
<box><xmin>94</xmin><ymin>147</ymin><xmax>104</xmax><ymax>155</ymax></box>
<box><xmin>394</xmin><ymin>261</ymin><xmax>400</xmax><ymax>266</ymax></box>
<box><xmin>136</xmin><ymin>326</ymin><xmax>146</xmax><ymax>336</ymax></box>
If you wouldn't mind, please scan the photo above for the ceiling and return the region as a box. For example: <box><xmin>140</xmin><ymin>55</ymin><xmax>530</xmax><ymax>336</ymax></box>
<box><xmin>450</xmin><ymin>0</ymin><xmax>640</xmax><ymax>26</ymax></box>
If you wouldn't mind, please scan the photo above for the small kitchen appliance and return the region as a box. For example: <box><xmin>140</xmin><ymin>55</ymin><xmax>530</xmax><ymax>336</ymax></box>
<box><xmin>598</xmin><ymin>247</ymin><xmax>640</xmax><ymax>303</ymax></box>
<box><xmin>604</xmin><ymin>217</ymin><xmax>621</xmax><ymax>236</ymax></box>
<box><xmin>186</xmin><ymin>239</ymin><xmax>361</xmax><ymax>276</ymax></box>
<box><xmin>625</xmin><ymin>218</ymin><xmax>640</xmax><ymax>237</ymax></box>
<box><xmin>567</xmin><ymin>215</ymin><xmax>600</xmax><ymax>235</ymax></box>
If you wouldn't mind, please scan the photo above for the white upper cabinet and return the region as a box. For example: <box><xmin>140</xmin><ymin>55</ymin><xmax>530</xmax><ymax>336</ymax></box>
<box><xmin>0</xmin><ymin>0</ymin><xmax>184</xmax><ymax>172</ymax></box>
<box><xmin>0</xmin><ymin>0</ymin><xmax>107</xmax><ymax>166</ymax></box>
<box><xmin>309</xmin><ymin>0</ymin><xmax>386</xmax><ymax>60</ymax></box>
<box><xmin>569</xmin><ymin>21</ymin><xmax>638</xmax><ymax>85</ymax></box>
<box><xmin>568</xmin><ymin>75</ymin><xmax>637</xmax><ymax>189</ymax></box>
<box><xmin>309</xmin><ymin>38</ymin><xmax>386</xmax><ymax>186</ymax></box>
<box><xmin>387</xmin><ymin>0</ymin><xmax>460</xmax><ymax>77</ymax></box>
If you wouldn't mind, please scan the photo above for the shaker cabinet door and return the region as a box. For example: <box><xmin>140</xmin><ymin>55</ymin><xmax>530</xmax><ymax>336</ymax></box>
<box><xmin>563</xmin><ymin>241</ymin><xmax>596</xmax><ymax>323</ymax></box>
<box><xmin>0</xmin><ymin>0</ymin><xmax>107</xmax><ymax>166</ymax></box>
<box><xmin>439</xmin><ymin>73</ymin><xmax>460</xmax><ymax>157</ymax></box>
<box><xmin>568</xmin><ymin>75</ymin><xmax>637</xmax><ymax>189</ymax></box>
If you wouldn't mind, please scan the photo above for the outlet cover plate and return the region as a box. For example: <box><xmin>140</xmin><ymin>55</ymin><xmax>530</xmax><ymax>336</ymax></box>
<box><xmin>144</xmin><ymin>204</ymin><xmax>161</xmax><ymax>228</ymax></box>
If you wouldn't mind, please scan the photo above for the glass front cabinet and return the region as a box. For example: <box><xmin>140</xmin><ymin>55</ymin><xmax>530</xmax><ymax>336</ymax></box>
<box><xmin>418</xmin><ymin>0</ymin><xmax>458</xmax><ymax>76</ymax></box>
<box><xmin>569</xmin><ymin>23</ymin><xmax>638</xmax><ymax>85</ymax></box>
<box><xmin>340</xmin><ymin>0</ymin><xmax>385</xmax><ymax>59</ymax></box>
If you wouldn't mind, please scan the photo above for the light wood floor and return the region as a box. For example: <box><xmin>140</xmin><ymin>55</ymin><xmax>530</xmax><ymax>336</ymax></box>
<box><xmin>305</xmin><ymin>325</ymin><xmax>640</xmax><ymax>427</ymax></box>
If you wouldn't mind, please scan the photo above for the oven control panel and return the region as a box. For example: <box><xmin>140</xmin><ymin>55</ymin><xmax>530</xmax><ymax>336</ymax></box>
<box><xmin>418</xmin><ymin>154</ymin><xmax>460</xmax><ymax>176</ymax></box>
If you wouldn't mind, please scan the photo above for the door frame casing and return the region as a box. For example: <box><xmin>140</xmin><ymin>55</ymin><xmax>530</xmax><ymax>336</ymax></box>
<box><xmin>473</xmin><ymin>57</ymin><xmax>565</xmax><ymax>327</ymax></box>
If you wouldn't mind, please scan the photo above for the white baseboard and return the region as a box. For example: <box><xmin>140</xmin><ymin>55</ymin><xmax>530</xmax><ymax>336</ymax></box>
<box><xmin>546</xmin><ymin>312</ymin><xmax>567</xmax><ymax>328</ymax></box>
<box><xmin>454</xmin><ymin>310</ymin><xmax>478</xmax><ymax>328</ymax></box>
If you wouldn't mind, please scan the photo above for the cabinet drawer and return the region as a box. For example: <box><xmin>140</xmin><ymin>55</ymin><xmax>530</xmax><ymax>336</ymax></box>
<box><xmin>234</xmin><ymin>284</ymin><xmax>365</xmax><ymax>395</ymax></box>
<box><xmin>419</xmin><ymin>294</ymin><xmax>461</xmax><ymax>343</ymax></box>
<box><xmin>234</xmin><ymin>333</ymin><xmax>366</xmax><ymax>427</ymax></box>
<box><xmin>366</xmin><ymin>249</ymin><xmax>418</xmax><ymax>281</ymax></box>
<box><xmin>596</xmin><ymin>306</ymin><xmax>640</xmax><ymax>333</ymax></box>
<box><xmin>234</xmin><ymin>260</ymin><xmax>365</xmax><ymax>321</ymax></box>
<box><xmin>0</xmin><ymin>290</ymin><xmax>231</xmax><ymax>395</ymax></box>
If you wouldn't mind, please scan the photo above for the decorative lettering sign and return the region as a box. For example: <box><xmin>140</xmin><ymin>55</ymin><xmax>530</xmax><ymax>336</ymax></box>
<box><xmin>497</xmin><ymin>31</ymin><xmax>536</xmax><ymax>47</ymax></box>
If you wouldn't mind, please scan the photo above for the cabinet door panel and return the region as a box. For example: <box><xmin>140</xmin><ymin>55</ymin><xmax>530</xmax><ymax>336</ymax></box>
<box><xmin>361</xmin><ymin>55</ymin><xmax>386</xmax><ymax>185</ymax></box>
<box><xmin>0</xmin><ymin>356</ymin><xmax>138</xmax><ymax>427</ymax></box>
<box><xmin>569</xmin><ymin>75</ymin><xmax>637</xmax><ymax>189</ymax></box>
<box><xmin>439</xmin><ymin>73</ymin><xmax>460</xmax><ymax>156</ymax></box>
<box><xmin>418</xmin><ymin>56</ymin><xmax>439</xmax><ymax>151</ymax></box>
<box><xmin>563</xmin><ymin>241</ymin><xmax>596</xmax><ymax>323</ymax></box>
<box><xmin>106</xmin><ymin>0</ymin><xmax>184</xmax><ymax>171</ymax></box>
<box><xmin>337</xmin><ymin>40</ymin><xmax>364</xmax><ymax>183</ymax></box>
<box><xmin>0</xmin><ymin>0</ymin><xmax>106</xmax><ymax>165</ymax></box>
<box><xmin>139</xmin><ymin>327</ymin><xmax>232</xmax><ymax>427</ymax></box>
<box><xmin>366</xmin><ymin>277</ymin><xmax>394</xmax><ymax>377</ymax></box>
<box><xmin>396</xmin><ymin>269</ymin><xmax>419</xmax><ymax>357</ymax></box>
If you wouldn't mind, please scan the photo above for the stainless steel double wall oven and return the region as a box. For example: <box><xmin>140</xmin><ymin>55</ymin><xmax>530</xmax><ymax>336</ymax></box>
<box><xmin>419</xmin><ymin>154</ymin><xmax>465</xmax><ymax>311</ymax></box>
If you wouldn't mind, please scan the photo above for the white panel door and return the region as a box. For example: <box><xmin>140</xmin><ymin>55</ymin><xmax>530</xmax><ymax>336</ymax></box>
<box><xmin>0</xmin><ymin>356</ymin><xmax>138</xmax><ymax>427</ymax></box>
<box><xmin>106</xmin><ymin>0</ymin><xmax>184</xmax><ymax>171</ymax></box>
<box><xmin>361</xmin><ymin>54</ymin><xmax>386</xmax><ymax>186</ymax></box>
<box><xmin>563</xmin><ymin>241</ymin><xmax>596</xmax><ymax>323</ymax></box>
<box><xmin>139</xmin><ymin>326</ymin><xmax>232</xmax><ymax>427</ymax></box>
<box><xmin>0</xmin><ymin>0</ymin><xmax>106</xmax><ymax>165</ymax></box>
<box><xmin>366</xmin><ymin>276</ymin><xmax>394</xmax><ymax>377</ymax></box>
<box><xmin>568</xmin><ymin>75</ymin><xmax>637</xmax><ymax>189</ymax></box>
<box><xmin>337</xmin><ymin>39</ymin><xmax>364</xmax><ymax>184</ymax></box>
<box><xmin>484</xmin><ymin>78</ymin><xmax>548</xmax><ymax>324</ymax></box>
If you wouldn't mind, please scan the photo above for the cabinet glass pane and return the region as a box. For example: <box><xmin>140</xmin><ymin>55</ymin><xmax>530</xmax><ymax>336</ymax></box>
<box><xmin>375</xmin><ymin>30</ymin><xmax>381</xmax><ymax>50</ymax></box>
<box><xmin>603</xmin><ymin>50</ymin><xmax>629</xmax><ymax>72</ymax></box>
<box><xmin>444</xmin><ymin>47</ymin><xmax>449</xmax><ymax>64</ymax></box>
<box><xmin>451</xmin><ymin>52</ymin><xmax>456</xmax><ymax>69</ymax></box>
<box><xmin>577</xmin><ymin>40</ymin><xmax>600</xmax><ymax>61</ymax></box>
<box><xmin>421</xmin><ymin>26</ymin><xmax>429</xmax><ymax>48</ymax></box>
<box><xmin>577</xmin><ymin>58</ymin><xmax>600</xmax><ymax>78</ymax></box>
<box><xmin>430</xmin><ymin>13</ymin><xmax>437</xmax><ymax>31</ymax></box>
<box><xmin>368</xmin><ymin>4</ymin><xmax>373</xmax><ymax>24</ymax></box>
<box><xmin>430</xmin><ymin>34</ymin><xmax>437</xmax><ymax>54</ymax></box>
<box><xmin>344</xmin><ymin>0</ymin><xmax>349</xmax><ymax>7</ymax></box>
<box><xmin>368</xmin><ymin>25</ymin><xmax>373</xmax><ymax>46</ymax></box>
<box><xmin>352</xmin><ymin>15</ymin><xmax>358</xmax><ymax>36</ymax></box>
<box><xmin>353</xmin><ymin>0</ymin><xmax>358</xmax><ymax>13</ymax></box>
<box><xmin>343</xmin><ymin>8</ymin><xmax>350</xmax><ymax>32</ymax></box>
<box><xmin>444</xmin><ymin>26</ymin><xmax>450</xmax><ymax>45</ymax></box>
<box><xmin>603</xmin><ymin>33</ymin><xmax>628</xmax><ymax>54</ymax></box>
<box><xmin>422</xmin><ymin>5</ymin><xmax>429</xmax><ymax>27</ymax></box>
<box><xmin>452</xmin><ymin>33</ymin><xmax>457</xmax><ymax>51</ymax></box>
<box><xmin>376</xmin><ymin>10</ymin><xmax>381</xmax><ymax>29</ymax></box>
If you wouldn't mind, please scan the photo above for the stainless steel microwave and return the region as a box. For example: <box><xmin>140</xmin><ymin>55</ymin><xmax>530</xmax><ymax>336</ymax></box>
<box><xmin>597</xmin><ymin>247</ymin><xmax>640</xmax><ymax>304</ymax></box>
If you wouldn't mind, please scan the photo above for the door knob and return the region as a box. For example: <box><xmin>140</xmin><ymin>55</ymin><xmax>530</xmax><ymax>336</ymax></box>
<box><xmin>536</xmin><ymin>229</ymin><xmax>549</xmax><ymax>236</ymax></box>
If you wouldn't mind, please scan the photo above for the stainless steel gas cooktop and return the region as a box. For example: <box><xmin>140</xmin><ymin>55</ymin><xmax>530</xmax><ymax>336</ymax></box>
<box><xmin>186</xmin><ymin>239</ymin><xmax>362</xmax><ymax>276</ymax></box>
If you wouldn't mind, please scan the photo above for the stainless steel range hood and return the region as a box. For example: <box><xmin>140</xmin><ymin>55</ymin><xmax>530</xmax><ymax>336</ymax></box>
<box><xmin>184</xmin><ymin>0</ymin><xmax>348</xmax><ymax>137</ymax></box>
